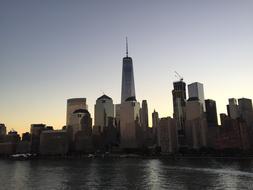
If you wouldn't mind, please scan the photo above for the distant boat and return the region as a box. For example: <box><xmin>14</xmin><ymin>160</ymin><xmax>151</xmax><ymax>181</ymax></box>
<box><xmin>11</xmin><ymin>153</ymin><xmax>32</xmax><ymax>160</ymax></box>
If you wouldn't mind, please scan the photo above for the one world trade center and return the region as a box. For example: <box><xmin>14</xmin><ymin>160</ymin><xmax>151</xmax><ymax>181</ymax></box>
<box><xmin>121</xmin><ymin>38</ymin><xmax>136</xmax><ymax>103</ymax></box>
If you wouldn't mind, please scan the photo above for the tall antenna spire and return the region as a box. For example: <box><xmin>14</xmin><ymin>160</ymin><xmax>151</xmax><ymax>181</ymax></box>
<box><xmin>126</xmin><ymin>37</ymin><xmax>128</xmax><ymax>57</ymax></box>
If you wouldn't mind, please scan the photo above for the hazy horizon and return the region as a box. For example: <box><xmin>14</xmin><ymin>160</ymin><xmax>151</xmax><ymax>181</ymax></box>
<box><xmin>1</xmin><ymin>0</ymin><xmax>253</xmax><ymax>134</ymax></box>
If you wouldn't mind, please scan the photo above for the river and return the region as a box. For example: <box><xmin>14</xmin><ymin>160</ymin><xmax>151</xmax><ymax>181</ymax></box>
<box><xmin>0</xmin><ymin>158</ymin><xmax>253</xmax><ymax>189</ymax></box>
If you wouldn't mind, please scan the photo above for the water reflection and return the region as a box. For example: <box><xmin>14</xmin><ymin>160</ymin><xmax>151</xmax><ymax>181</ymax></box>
<box><xmin>0</xmin><ymin>158</ymin><xmax>253</xmax><ymax>190</ymax></box>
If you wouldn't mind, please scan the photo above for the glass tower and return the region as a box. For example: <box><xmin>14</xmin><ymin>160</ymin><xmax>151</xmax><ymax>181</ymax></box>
<box><xmin>121</xmin><ymin>38</ymin><xmax>136</xmax><ymax>103</ymax></box>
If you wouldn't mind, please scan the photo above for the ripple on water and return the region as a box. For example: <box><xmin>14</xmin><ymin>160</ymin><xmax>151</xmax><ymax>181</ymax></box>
<box><xmin>0</xmin><ymin>159</ymin><xmax>252</xmax><ymax>190</ymax></box>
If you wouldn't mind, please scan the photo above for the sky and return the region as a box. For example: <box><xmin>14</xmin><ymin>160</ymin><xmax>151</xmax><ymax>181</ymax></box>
<box><xmin>1</xmin><ymin>0</ymin><xmax>253</xmax><ymax>134</ymax></box>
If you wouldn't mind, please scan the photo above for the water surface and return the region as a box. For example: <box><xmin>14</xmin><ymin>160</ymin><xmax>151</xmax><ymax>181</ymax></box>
<box><xmin>0</xmin><ymin>158</ymin><xmax>253</xmax><ymax>189</ymax></box>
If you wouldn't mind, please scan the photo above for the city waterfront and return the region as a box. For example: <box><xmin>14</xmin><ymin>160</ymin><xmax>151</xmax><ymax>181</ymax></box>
<box><xmin>1</xmin><ymin>158</ymin><xmax>253</xmax><ymax>189</ymax></box>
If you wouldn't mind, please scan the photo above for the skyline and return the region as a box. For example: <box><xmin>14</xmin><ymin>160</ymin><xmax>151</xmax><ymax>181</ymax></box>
<box><xmin>1</xmin><ymin>0</ymin><xmax>253</xmax><ymax>134</ymax></box>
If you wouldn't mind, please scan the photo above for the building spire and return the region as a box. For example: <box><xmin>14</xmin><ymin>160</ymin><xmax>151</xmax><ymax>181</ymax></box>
<box><xmin>126</xmin><ymin>37</ymin><xmax>128</xmax><ymax>57</ymax></box>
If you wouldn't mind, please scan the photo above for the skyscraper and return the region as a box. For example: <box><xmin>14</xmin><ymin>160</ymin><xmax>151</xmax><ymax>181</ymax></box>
<box><xmin>172</xmin><ymin>80</ymin><xmax>186</xmax><ymax>130</ymax></box>
<box><xmin>152</xmin><ymin>110</ymin><xmax>159</xmax><ymax>130</ymax></box>
<box><xmin>66</xmin><ymin>98</ymin><xmax>88</xmax><ymax>126</ymax></box>
<box><xmin>227</xmin><ymin>98</ymin><xmax>239</xmax><ymax>119</ymax></box>
<box><xmin>140</xmin><ymin>100</ymin><xmax>149</xmax><ymax>128</ymax></box>
<box><xmin>238</xmin><ymin>98</ymin><xmax>253</xmax><ymax>128</ymax></box>
<box><xmin>158</xmin><ymin>117</ymin><xmax>178</xmax><ymax>153</ymax></box>
<box><xmin>0</xmin><ymin>124</ymin><xmax>6</xmax><ymax>136</ymax></box>
<box><xmin>205</xmin><ymin>99</ymin><xmax>218</xmax><ymax>127</ymax></box>
<box><xmin>152</xmin><ymin>110</ymin><xmax>159</xmax><ymax>129</ymax></box>
<box><xmin>120</xmin><ymin>97</ymin><xmax>140</xmax><ymax>148</ymax></box>
<box><xmin>69</xmin><ymin>109</ymin><xmax>92</xmax><ymax>138</ymax></box>
<box><xmin>188</xmin><ymin>82</ymin><xmax>205</xmax><ymax>111</ymax></box>
<box><xmin>238</xmin><ymin>98</ymin><xmax>253</xmax><ymax>113</ymax></box>
<box><xmin>0</xmin><ymin>124</ymin><xmax>6</xmax><ymax>143</ymax></box>
<box><xmin>185</xmin><ymin>99</ymin><xmax>207</xmax><ymax>149</ymax></box>
<box><xmin>94</xmin><ymin>94</ymin><xmax>114</xmax><ymax>133</ymax></box>
<box><xmin>121</xmin><ymin>38</ymin><xmax>136</xmax><ymax>103</ymax></box>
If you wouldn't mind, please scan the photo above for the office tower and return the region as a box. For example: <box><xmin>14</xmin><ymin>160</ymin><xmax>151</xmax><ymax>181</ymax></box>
<box><xmin>238</xmin><ymin>98</ymin><xmax>253</xmax><ymax>112</ymax></box>
<box><xmin>188</xmin><ymin>82</ymin><xmax>205</xmax><ymax>111</ymax></box>
<box><xmin>152</xmin><ymin>110</ymin><xmax>159</xmax><ymax>129</ymax></box>
<box><xmin>0</xmin><ymin>124</ymin><xmax>6</xmax><ymax>136</ymax></box>
<box><xmin>158</xmin><ymin>117</ymin><xmax>178</xmax><ymax>153</ymax></box>
<box><xmin>205</xmin><ymin>99</ymin><xmax>218</xmax><ymax>127</ymax></box>
<box><xmin>238</xmin><ymin>98</ymin><xmax>253</xmax><ymax>127</ymax></box>
<box><xmin>216</xmin><ymin>117</ymin><xmax>250</xmax><ymax>150</ymax></box>
<box><xmin>152</xmin><ymin>110</ymin><xmax>159</xmax><ymax>137</ymax></box>
<box><xmin>30</xmin><ymin>124</ymin><xmax>46</xmax><ymax>153</ymax></box>
<box><xmin>172</xmin><ymin>80</ymin><xmax>186</xmax><ymax>131</ymax></box>
<box><xmin>5</xmin><ymin>130</ymin><xmax>21</xmax><ymax>143</ymax></box>
<box><xmin>120</xmin><ymin>97</ymin><xmax>140</xmax><ymax>148</ymax></box>
<box><xmin>94</xmin><ymin>94</ymin><xmax>114</xmax><ymax>133</ymax></box>
<box><xmin>220</xmin><ymin>113</ymin><xmax>228</xmax><ymax>126</ymax></box>
<box><xmin>140</xmin><ymin>100</ymin><xmax>149</xmax><ymax>128</ymax></box>
<box><xmin>66</xmin><ymin>98</ymin><xmax>88</xmax><ymax>126</ymax></box>
<box><xmin>69</xmin><ymin>109</ymin><xmax>92</xmax><ymax>138</ymax></box>
<box><xmin>22</xmin><ymin>132</ymin><xmax>31</xmax><ymax>142</ymax></box>
<box><xmin>226</xmin><ymin>105</ymin><xmax>230</xmax><ymax>117</ymax></box>
<box><xmin>227</xmin><ymin>98</ymin><xmax>239</xmax><ymax>119</ymax></box>
<box><xmin>115</xmin><ymin>104</ymin><xmax>121</xmax><ymax>128</ymax></box>
<box><xmin>121</xmin><ymin>38</ymin><xmax>136</xmax><ymax>103</ymax></box>
<box><xmin>70</xmin><ymin>109</ymin><xmax>93</xmax><ymax>153</ymax></box>
<box><xmin>185</xmin><ymin>99</ymin><xmax>207</xmax><ymax>149</ymax></box>
<box><xmin>0</xmin><ymin>124</ymin><xmax>6</xmax><ymax>143</ymax></box>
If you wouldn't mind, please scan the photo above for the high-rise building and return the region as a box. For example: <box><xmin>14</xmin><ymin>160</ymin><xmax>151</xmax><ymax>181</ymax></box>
<box><xmin>158</xmin><ymin>117</ymin><xmax>178</xmax><ymax>153</ymax></box>
<box><xmin>152</xmin><ymin>110</ymin><xmax>159</xmax><ymax>129</ymax></box>
<box><xmin>0</xmin><ymin>124</ymin><xmax>6</xmax><ymax>136</ymax></box>
<box><xmin>220</xmin><ymin>113</ymin><xmax>228</xmax><ymax>126</ymax></box>
<box><xmin>185</xmin><ymin>99</ymin><xmax>207</xmax><ymax>149</ymax></box>
<box><xmin>69</xmin><ymin>109</ymin><xmax>92</xmax><ymax>138</ymax></box>
<box><xmin>120</xmin><ymin>97</ymin><xmax>140</xmax><ymax>148</ymax></box>
<box><xmin>30</xmin><ymin>124</ymin><xmax>46</xmax><ymax>153</ymax></box>
<box><xmin>94</xmin><ymin>94</ymin><xmax>114</xmax><ymax>133</ymax></box>
<box><xmin>66</xmin><ymin>98</ymin><xmax>88</xmax><ymax>126</ymax></box>
<box><xmin>172</xmin><ymin>80</ymin><xmax>186</xmax><ymax>131</ymax></box>
<box><xmin>238</xmin><ymin>98</ymin><xmax>253</xmax><ymax>112</ymax></box>
<box><xmin>238</xmin><ymin>98</ymin><xmax>253</xmax><ymax>128</ymax></box>
<box><xmin>188</xmin><ymin>82</ymin><xmax>205</xmax><ymax>111</ymax></box>
<box><xmin>205</xmin><ymin>99</ymin><xmax>218</xmax><ymax>127</ymax></box>
<box><xmin>115</xmin><ymin>104</ymin><xmax>121</xmax><ymax>128</ymax></box>
<box><xmin>152</xmin><ymin>110</ymin><xmax>159</xmax><ymax>133</ymax></box>
<box><xmin>140</xmin><ymin>100</ymin><xmax>149</xmax><ymax>128</ymax></box>
<box><xmin>121</xmin><ymin>38</ymin><xmax>136</xmax><ymax>103</ymax></box>
<box><xmin>227</xmin><ymin>98</ymin><xmax>239</xmax><ymax>119</ymax></box>
<box><xmin>5</xmin><ymin>130</ymin><xmax>21</xmax><ymax>143</ymax></box>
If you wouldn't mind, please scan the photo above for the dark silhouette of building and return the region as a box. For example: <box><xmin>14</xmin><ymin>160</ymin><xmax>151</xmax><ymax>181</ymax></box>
<box><xmin>172</xmin><ymin>80</ymin><xmax>186</xmax><ymax>148</ymax></box>
<box><xmin>94</xmin><ymin>94</ymin><xmax>114</xmax><ymax>134</ymax></box>
<box><xmin>0</xmin><ymin>124</ymin><xmax>6</xmax><ymax>143</ymax></box>
<box><xmin>205</xmin><ymin>99</ymin><xmax>218</xmax><ymax>127</ymax></box>
<box><xmin>22</xmin><ymin>132</ymin><xmax>31</xmax><ymax>142</ymax></box>
<box><xmin>69</xmin><ymin>109</ymin><xmax>93</xmax><ymax>153</ymax></box>
<box><xmin>5</xmin><ymin>130</ymin><xmax>20</xmax><ymax>143</ymax></box>
<box><xmin>140</xmin><ymin>100</ymin><xmax>149</xmax><ymax>130</ymax></box>
<box><xmin>40</xmin><ymin>130</ymin><xmax>69</xmax><ymax>155</ymax></box>
<box><xmin>216</xmin><ymin>118</ymin><xmax>250</xmax><ymax>150</ymax></box>
<box><xmin>238</xmin><ymin>98</ymin><xmax>253</xmax><ymax>128</ymax></box>
<box><xmin>30</xmin><ymin>124</ymin><xmax>46</xmax><ymax>153</ymax></box>
<box><xmin>172</xmin><ymin>80</ymin><xmax>186</xmax><ymax>130</ymax></box>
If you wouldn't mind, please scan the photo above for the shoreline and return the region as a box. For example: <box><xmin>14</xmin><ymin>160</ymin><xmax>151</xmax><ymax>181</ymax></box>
<box><xmin>2</xmin><ymin>153</ymin><xmax>253</xmax><ymax>161</ymax></box>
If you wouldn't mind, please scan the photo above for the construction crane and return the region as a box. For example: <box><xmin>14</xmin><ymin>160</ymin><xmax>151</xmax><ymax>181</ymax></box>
<box><xmin>174</xmin><ymin>71</ymin><xmax>183</xmax><ymax>81</ymax></box>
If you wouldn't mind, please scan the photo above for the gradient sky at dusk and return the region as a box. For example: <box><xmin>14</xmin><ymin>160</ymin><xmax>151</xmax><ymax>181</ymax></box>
<box><xmin>1</xmin><ymin>0</ymin><xmax>253</xmax><ymax>134</ymax></box>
